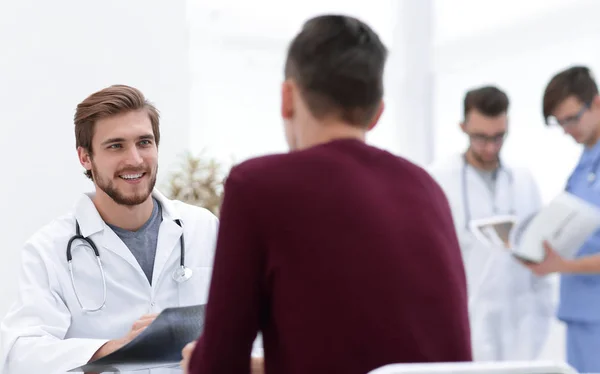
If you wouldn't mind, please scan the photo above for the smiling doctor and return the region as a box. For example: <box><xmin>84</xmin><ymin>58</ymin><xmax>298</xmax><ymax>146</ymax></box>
<box><xmin>0</xmin><ymin>85</ymin><xmax>219</xmax><ymax>374</ymax></box>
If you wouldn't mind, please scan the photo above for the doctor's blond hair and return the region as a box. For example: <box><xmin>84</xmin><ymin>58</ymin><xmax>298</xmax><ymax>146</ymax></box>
<box><xmin>74</xmin><ymin>85</ymin><xmax>160</xmax><ymax>180</ymax></box>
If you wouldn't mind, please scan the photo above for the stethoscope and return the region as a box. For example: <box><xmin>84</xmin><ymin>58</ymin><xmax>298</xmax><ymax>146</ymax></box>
<box><xmin>585</xmin><ymin>155</ymin><xmax>600</xmax><ymax>185</ymax></box>
<box><xmin>565</xmin><ymin>152</ymin><xmax>600</xmax><ymax>191</ymax></box>
<box><xmin>461</xmin><ymin>155</ymin><xmax>515</xmax><ymax>230</ymax></box>
<box><xmin>66</xmin><ymin>219</ymin><xmax>192</xmax><ymax>312</ymax></box>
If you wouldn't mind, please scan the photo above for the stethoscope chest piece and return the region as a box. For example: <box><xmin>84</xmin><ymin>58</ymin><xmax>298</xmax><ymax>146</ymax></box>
<box><xmin>588</xmin><ymin>172</ymin><xmax>596</xmax><ymax>184</ymax></box>
<box><xmin>172</xmin><ymin>265</ymin><xmax>193</xmax><ymax>283</ymax></box>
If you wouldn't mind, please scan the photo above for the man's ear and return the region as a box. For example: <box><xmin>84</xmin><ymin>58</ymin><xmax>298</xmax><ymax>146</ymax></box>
<box><xmin>592</xmin><ymin>94</ymin><xmax>600</xmax><ymax>110</ymax></box>
<box><xmin>459</xmin><ymin>121</ymin><xmax>467</xmax><ymax>134</ymax></box>
<box><xmin>367</xmin><ymin>101</ymin><xmax>385</xmax><ymax>131</ymax></box>
<box><xmin>77</xmin><ymin>147</ymin><xmax>92</xmax><ymax>174</ymax></box>
<box><xmin>281</xmin><ymin>80</ymin><xmax>294</xmax><ymax>120</ymax></box>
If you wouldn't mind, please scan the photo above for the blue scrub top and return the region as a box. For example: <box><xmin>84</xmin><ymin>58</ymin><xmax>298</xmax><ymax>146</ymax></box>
<box><xmin>558</xmin><ymin>140</ymin><xmax>600</xmax><ymax>322</ymax></box>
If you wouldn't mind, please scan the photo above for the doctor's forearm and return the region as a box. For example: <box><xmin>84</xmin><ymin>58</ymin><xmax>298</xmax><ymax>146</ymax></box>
<box><xmin>4</xmin><ymin>336</ymin><xmax>109</xmax><ymax>373</ymax></box>
<box><xmin>89</xmin><ymin>338</ymin><xmax>124</xmax><ymax>362</ymax></box>
<box><xmin>562</xmin><ymin>253</ymin><xmax>600</xmax><ymax>273</ymax></box>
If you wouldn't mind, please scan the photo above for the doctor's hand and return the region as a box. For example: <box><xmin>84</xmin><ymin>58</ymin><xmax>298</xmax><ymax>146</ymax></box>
<box><xmin>251</xmin><ymin>356</ymin><xmax>265</xmax><ymax>374</ymax></box>
<box><xmin>522</xmin><ymin>241</ymin><xmax>568</xmax><ymax>276</ymax></box>
<box><xmin>125</xmin><ymin>313</ymin><xmax>159</xmax><ymax>340</ymax></box>
<box><xmin>89</xmin><ymin>313</ymin><xmax>158</xmax><ymax>362</ymax></box>
<box><xmin>180</xmin><ymin>340</ymin><xmax>265</xmax><ymax>374</ymax></box>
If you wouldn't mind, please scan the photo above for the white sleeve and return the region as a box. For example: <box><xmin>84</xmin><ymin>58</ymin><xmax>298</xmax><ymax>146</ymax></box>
<box><xmin>516</xmin><ymin>170</ymin><xmax>554</xmax><ymax>359</ymax></box>
<box><xmin>426</xmin><ymin>166</ymin><xmax>466</xmax><ymax>247</ymax></box>
<box><xmin>251</xmin><ymin>333</ymin><xmax>264</xmax><ymax>357</ymax></box>
<box><xmin>528</xmin><ymin>172</ymin><xmax>555</xmax><ymax>358</ymax></box>
<box><xmin>0</xmin><ymin>240</ymin><xmax>108</xmax><ymax>374</ymax></box>
<box><xmin>528</xmin><ymin>273</ymin><xmax>555</xmax><ymax>358</ymax></box>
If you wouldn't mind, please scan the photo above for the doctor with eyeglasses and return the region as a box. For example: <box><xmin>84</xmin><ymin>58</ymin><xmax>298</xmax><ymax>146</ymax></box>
<box><xmin>0</xmin><ymin>85</ymin><xmax>220</xmax><ymax>374</ymax></box>
<box><xmin>428</xmin><ymin>85</ymin><xmax>553</xmax><ymax>362</ymax></box>
<box><xmin>526</xmin><ymin>66</ymin><xmax>600</xmax><ymax>373</ymax></box>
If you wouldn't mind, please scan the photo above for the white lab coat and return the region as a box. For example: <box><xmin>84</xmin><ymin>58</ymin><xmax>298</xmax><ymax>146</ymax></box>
<box><xmin>0</xmin><ymin>189</ymin><xmax>219</xmax><ymax>374</ymax></box>
<box><xmin>427</xmin><ymin>154</ymin><xmax>554</xmax><ymax>362</ymax></box>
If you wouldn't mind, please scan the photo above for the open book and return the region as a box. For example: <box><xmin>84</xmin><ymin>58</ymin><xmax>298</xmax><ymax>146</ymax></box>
<box><xmin>469</xmin><ymin>192</ymin><xmax>600</xmax><ymax>263</ymax></box>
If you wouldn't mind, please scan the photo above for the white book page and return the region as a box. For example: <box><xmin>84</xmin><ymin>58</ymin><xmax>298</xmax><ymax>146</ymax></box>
<box><xmin>510</xmin><ymin>192</ymin><xmax>600</xmax><ymax>263</ymax></box>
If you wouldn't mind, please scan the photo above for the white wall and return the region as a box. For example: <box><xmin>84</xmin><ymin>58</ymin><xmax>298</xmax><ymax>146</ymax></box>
<box><xmin>188</xmin><ymin>0</ymin><xmax>435</xmax><ymax>165</ymax></box>
<box><xmin>0</xmin><ymin>0</ymin><xmax>191</xmax><ymax>319</ymax></box>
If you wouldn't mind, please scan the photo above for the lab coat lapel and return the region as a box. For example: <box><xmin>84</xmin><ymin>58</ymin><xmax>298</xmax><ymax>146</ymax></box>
<box><xmin>493</xmin><ymin>170</ymin><xmax>513</xmax><ymax>215</ymax></box>
<box><xmin>100</xmin><ymin>228</ymin><xmax>146</xmax><ymax>274</ymax></box>
<box><xmin>464</xmin><ymin>166</ymin><xmax>495</xmax><ymax>219</ymax></box>
<box><xmin>152</xmin><ymin>219</ymin><xmax>183</xmax><ymax>285</ymax></box>
<box><xmin>74</xmin><ymin>192</ymin><xmax>153</xmax><ymax>280</ymax></box>
<box><xmin>151</xmin><ymin>190</ymin><xmax>183</xmax><ymax>285</ymax></box>
<box><xmin>466</xmin><ymin>167</ymin><xmax>515</xmax><ymax>219</ymax></box>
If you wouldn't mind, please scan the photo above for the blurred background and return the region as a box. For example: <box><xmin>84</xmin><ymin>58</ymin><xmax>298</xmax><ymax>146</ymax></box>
<box><xmin>2</xmin><ymin>0</ymin><xmax>599</xmax><ymax>362</ymax></box>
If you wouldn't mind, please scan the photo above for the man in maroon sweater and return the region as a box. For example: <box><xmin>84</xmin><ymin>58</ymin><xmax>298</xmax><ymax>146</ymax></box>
<box><xmin>183</xmin><ymin>14</ymin><xmax>472</xmax><ymax>374</ymax></box>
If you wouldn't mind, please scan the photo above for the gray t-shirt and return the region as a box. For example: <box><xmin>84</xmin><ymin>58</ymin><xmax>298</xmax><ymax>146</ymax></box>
<box><xmin>474</xmin><ymin>167</ymin><xmax>498</xmax><ymax>195</ymax></box>
<box><xmin>108</xmin><ymin>197</ymin><xmax>162</xmax><ymax>285</ymax></box>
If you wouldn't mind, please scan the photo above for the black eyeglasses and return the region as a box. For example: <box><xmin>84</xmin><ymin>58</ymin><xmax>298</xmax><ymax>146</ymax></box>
<box><xmin>547</xmin><ymin>102</ymin><xmax>591</xmax><ymax>128</ymax></box>
<box><xmin>468</xmin><ymin>132</ymin><xmax>507</xmax><ymax>146</ymax></box>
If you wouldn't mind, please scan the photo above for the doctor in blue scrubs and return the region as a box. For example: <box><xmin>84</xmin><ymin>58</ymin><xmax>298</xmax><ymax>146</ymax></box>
<box><xmin>527</xmin><ymin>65</ymin><xmax>600</xmax><ymax>373</ymax></box>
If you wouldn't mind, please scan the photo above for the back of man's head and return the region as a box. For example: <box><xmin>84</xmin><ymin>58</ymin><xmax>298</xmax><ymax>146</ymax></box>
<box><xmin>284</xmin><ymin>15</ymin><xmax>388</xmax><ymax>128</ymax></box>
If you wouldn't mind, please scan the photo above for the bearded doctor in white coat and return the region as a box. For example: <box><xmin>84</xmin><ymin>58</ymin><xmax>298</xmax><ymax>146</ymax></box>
<box><xmin>428</xmin><ymin>86</ymin><xmax>554</xmax><ymax>361</ymax></box>
<box><xmin>0</xmin><ymin>85</ymin><xmax>222</xmax><ymax>374</ymax></box>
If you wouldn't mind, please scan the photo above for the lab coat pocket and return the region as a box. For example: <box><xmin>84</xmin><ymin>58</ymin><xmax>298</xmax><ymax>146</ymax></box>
<box><xmin>178</xmin><ymin>266</ymin><xmax>212</xmax><ymax>307</ymax></box>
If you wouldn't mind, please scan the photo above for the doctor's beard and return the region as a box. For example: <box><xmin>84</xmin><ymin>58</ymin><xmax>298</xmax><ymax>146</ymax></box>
<box><xmin>469</xmin><ymin>148</ymin><xmax>500</xmax><ymax>169</ymax></box>
<box><xmin>92</xmin><ymin>162</ymin><xmax>157</xmax><ymax>206</ymax></box>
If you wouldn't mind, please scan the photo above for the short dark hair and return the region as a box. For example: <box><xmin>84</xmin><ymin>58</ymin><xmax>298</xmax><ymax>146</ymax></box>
<box><xmin>463</xmin><ymin>85</ymin><xmax>509</xmax><ymax>119</ymax></box>
<box><xmin>542</xmin><ymin>65</ymin><xmax>598</xmax><ymax>124</ymax></box>
<box><xmin>284</xmin><ymin>15</ymin><xmax>388</xmax><ymax>127</ymax></box>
